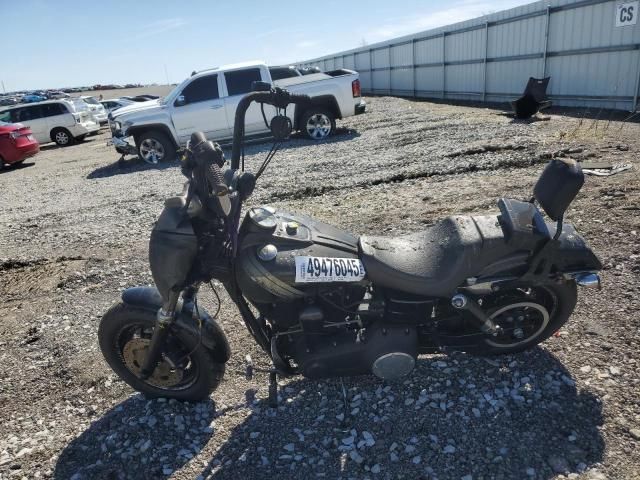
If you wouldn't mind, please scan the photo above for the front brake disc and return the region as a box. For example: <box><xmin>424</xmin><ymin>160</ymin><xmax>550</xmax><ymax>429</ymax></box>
<box><xmin>122</xmin><ymin>337</ymin><xmax>183</xmax><ymax>388</ymax></box>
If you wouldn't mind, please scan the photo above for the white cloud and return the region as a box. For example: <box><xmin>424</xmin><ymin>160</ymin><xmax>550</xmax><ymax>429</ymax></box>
<box><xmin>296</xmin><ymin>40</ymin><xmax>319</xmax><ymax>49</ymax></box>
<box><xmin>255</xmin><ymin>28</ymin><xmax>287</xmax><ymax>40</ymax></box>
<box><xmin>364</xmin><ymin>0</ymin><xmax>531</xmax><ymax>42</ymax></box>
<box><xmin>133</xmin><ymin>18</ymin><xmax>188</xmax><ymax>40</ymax></box>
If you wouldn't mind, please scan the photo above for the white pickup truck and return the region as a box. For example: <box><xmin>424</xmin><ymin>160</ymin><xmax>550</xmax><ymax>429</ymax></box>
<box><xmin>110</xmin><ymin>61</ymin><xmax>366</xmax><ymax>163</ymax></box>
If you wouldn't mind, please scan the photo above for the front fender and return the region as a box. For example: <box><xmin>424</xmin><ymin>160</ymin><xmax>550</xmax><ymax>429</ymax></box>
<box><xmin>121</xmin><ymin>286</ymin><xmax>231</xmax><ymax>363</ymax></box>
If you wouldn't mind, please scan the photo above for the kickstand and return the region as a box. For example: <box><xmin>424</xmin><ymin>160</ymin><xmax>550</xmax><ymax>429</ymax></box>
<box><xmin>268</xmin><ymin>369</ymin><xmax>278</xmax><ymax>408</ymax></box>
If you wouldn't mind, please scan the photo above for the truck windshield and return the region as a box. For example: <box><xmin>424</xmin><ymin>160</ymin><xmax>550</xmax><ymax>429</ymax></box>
<box><xmin>159</xmin><ymin>83</ymin><xmax>182</xmax><ymax>105</ymax></box>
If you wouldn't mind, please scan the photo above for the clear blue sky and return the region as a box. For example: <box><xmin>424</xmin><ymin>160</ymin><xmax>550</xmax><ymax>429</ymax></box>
<box><xmin>2</xmin><ymin>0</ymin><xmax>533</xmax><ymax>91</ymax></box>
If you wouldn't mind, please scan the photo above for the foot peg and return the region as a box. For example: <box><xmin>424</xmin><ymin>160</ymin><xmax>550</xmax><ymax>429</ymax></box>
<box><xmin>451</xmin><ymin>294</ymin><xmax>500</xmax><ymax>336</ymax></box>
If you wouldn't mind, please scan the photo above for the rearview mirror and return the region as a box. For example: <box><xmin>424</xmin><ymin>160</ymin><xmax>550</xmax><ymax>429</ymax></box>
<box><xmin>174</xmin><ymin>95</ymin><xmax>186</xmax><ymax>107</ymax></box>
<box><xmin>251</xmin><ymin>81</ymin><xmax>271</xmax><ymax>92</ymax></box>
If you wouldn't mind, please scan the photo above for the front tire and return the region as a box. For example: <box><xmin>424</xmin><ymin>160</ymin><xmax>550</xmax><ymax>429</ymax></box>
<box><xmin>475</xmin><ymin>282</ymin><xmax>577</xmax><ymax>355</ymax></box>
<box><xmin>98</xmin><ymin>302</ymin><xmax>224</xmax><ymax>401</ymax></box>
<box><xmin>135</xmin><ymin>131</ymin><xmax>176</xmax><ymax>164</ymax></box>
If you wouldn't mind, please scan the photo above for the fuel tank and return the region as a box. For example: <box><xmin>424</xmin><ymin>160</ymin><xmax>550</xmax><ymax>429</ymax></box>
<box><xmin>149</xmin><ymin>205</ymin><xmax>198</xmax><ymax>302</ymax></box>
<box><xmin>235</xmin><ymin>206</ymin><xmax>366</xmax><ymax>303</ymax></box>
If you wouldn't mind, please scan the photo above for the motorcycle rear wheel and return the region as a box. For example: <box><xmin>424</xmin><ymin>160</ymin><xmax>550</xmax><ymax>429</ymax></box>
<box><xmin>98</xmin><ymin>302</ymin><xmax>225</xmax><ymax>401</ymax></box>
<box><xmin>473</xmin><ymin>282</ymin><xmax>577</xmax><ymax>355</ymax></box>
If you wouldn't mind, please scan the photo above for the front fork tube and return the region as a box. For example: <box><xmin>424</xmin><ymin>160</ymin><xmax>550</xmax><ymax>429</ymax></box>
<box><xmin>139</xmin><ymin>289</ymin><xmax>183</xmax><ymax>380</ymax></box>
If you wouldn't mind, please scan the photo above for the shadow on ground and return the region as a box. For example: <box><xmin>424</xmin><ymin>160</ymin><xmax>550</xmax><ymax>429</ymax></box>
<box><xmin>85</xmin><ymin>127</ymin><xmax>360</xmax><ymax>180</ymax></box>
<box><xmin>39</xmin><ymin>135</ymin><xmax>104</xmax><ymax>152</ymax></box>
<box><xmin>0</xmin><ymin>161</ymin><xmax>36</xmax><ymax>174</ymax></box>
<box><xmin>199</xmin><ymin>348</ymin><xmax>604</xmax><ymax>479</ymax></box>
<box><xmin>54</xmin><ymin>396</ymin><xmax>217</xmax><ymax>480</ymax></box>
<box><xmin>86</xmin><ymin>155</ymin><xmax>179</xmax><ymax>179</ymax></box>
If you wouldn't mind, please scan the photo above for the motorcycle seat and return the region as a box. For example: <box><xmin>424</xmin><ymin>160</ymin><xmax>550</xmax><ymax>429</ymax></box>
<box><xmin>359</xmin><ymin>215</ymin><xmax>528</xmax><ymax>297</ymax></box>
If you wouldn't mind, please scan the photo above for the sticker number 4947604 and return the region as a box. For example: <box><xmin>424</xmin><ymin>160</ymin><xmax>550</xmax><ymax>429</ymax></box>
<box><xmin>295</xmin><ymin>256</ymin><xmax>366</xmax><ymax>283</ymax></box>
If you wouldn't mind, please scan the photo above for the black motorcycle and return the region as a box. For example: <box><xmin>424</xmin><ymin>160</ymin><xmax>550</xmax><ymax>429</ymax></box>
<box><xmin>99</xmin><ymin>85</ymin><xmax>602</xmax><ymax>403</ymax></box>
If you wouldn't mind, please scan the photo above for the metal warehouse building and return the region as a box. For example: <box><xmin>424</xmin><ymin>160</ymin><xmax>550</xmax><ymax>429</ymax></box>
<box><xmin>296</xmin><ymin>0</ymin><xmax>640</xmax><ymax>111</ymax></box>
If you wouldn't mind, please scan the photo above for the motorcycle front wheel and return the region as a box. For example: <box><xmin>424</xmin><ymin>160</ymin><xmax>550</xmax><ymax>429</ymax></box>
<box><xmin>473</xmin><ymin>282</ymin><xmax>577</xmax><ymax>356</ymax></box>
<box><xmin>98</xmin><ymin>302</ymin><xmax>225</xmax><ymax>401</ymax></box>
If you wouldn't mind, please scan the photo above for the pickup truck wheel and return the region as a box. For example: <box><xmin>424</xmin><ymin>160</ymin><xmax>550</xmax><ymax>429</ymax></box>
<box><xmin>136</xmin><ymin>131</ymin><xmax>176</xmax><ymax>165</ymax></box>
<box><xmin>301</xmin><ymin>108</ymin><xmax>335</xmax><ymax>140</ymax></box>
<box><xmin>51</xmin><ymin>128</ymin><xmax>75</xmax><ymax>147</ymax></box>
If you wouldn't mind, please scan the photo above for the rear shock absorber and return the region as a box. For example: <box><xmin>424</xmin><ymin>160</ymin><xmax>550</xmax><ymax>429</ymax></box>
<box><xmin>450</xmin><ymin>293</ymin><xmax>501</xmax><ymax>336</ymax></box>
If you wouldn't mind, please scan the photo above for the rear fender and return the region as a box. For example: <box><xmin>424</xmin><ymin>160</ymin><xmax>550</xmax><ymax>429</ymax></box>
<box><xmin>465</xmin><ymin>226</ymin><xmax>601</xmax><ymax>294</ymax></box>
<box><xmin>555</xmin><ymin>224</ymin><xmax>602</xmax><ymax>272</ymax></box>
<box><xmin>294</xmin><ymin>95</ymin><xmax>341</xmax><ymax>128</ymax></box>
<box><xmin>121</xmin><ymin>286</ymin><xmax>231</xmax><ymax>363</ymax></box>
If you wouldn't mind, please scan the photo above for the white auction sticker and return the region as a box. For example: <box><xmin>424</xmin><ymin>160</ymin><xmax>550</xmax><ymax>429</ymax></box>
<box><xmin>295</xmin><ymin>256</ymin><xmax>366</xmax><ymax>283</ymax></box>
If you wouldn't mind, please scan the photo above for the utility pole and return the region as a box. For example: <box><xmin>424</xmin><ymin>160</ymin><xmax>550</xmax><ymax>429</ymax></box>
<box><xmin>1</xmin><ymin>81</ymin><xmax>5</xmax><ymax>94</ymax></box>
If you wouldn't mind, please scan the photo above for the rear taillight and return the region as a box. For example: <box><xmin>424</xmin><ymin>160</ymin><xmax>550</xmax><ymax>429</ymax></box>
<box><xmin>9</xmin><ymin>131</ymin><xmax>21</xmax><ymax>140</ymax></box>
<box><xmin>352</xmin><ymin>79</ymin><xmax>361</xmax><ymax>97</ymax></box>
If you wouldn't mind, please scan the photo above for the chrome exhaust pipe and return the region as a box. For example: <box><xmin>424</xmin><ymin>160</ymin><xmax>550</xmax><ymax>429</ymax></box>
<box><xmin>574</xmin><ymin>273</ymin><xmax>601</xmax><ymax>289</ymax></box>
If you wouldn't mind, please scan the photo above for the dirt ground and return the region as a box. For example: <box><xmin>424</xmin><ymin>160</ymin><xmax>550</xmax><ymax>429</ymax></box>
<box><xmin>0</xmin><ymin>96</ymin><xmax>639</xmax><ymax>480</ymax></box>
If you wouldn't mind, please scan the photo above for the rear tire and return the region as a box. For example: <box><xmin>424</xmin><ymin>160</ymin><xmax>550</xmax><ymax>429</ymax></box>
<box><xmin>474</xmin><ymin>282</ymin><xmax>577</xmax><ymax>355</ymax></box>
<box><xmin>300</xmin><ymin>108</ymin><xmax>335</xmax><ymax>140</ymax></box>
<box><xmin>135</xmin><ymin>130</ymin><xmax>176</xmax><ymax>164</ymax></box>
<box><xmin>98</xmin><ymin>302</ymin><xmax>225</xmax><ymax>401</ymax></box>
<box><xmin>51</xmin><ymin>128</ymin><xmax>75</xmax><ymax>147</ymax></box>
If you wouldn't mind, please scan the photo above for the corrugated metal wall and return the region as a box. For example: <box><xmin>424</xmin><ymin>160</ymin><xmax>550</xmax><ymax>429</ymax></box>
<box><xmin>296</xmin><ymin>0</ymin><xmax>640</xmax><ymax>110</ymax></box>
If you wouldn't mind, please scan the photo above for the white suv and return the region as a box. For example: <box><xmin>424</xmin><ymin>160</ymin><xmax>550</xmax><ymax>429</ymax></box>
<box><xmin>0</xmin><ymin>100</ymin><xmax>100</xmax><ymax>146</ymax></box>
<box><xmin>78</xmin><ymin>96</ymin><xmax>108</xmax><ymax>124</ymax></box>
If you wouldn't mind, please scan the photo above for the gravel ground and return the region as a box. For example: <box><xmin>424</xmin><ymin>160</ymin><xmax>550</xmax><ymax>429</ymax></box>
<box><xmin>0</xmin><ymin>97</ymin><xmax>639</xmax><ymax>480</ymax></box>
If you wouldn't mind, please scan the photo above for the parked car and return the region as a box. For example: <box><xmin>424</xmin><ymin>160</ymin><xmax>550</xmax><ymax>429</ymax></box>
<box><xmin>47</xmin><ymin>91</ymin><xmax>70</xmax><ymax>99</ymax></box>
<box><xmin>22</xmin><ymin>94</ymin><xmax>47</xmax><ymax>103</ymax></box>
<box><xmin>120</xmin><ymin>95</ymin><xmax>160</xmax><ymax>103</ymax></box>
<box><xmin>100</xmin><ymin>98</ymin><xmax>136</xmax><ymax>113</ymax></box>
<box><xmin>0</xmin><ymin>100</ymin><xmax>100</xmax><ymax>146</ymax></box>
<box><xmin>0</xmin><ymin>121</ymin><xmax>40</xmax><ymax>167</ymax></box>
<box><xmin>299</xmin><ymin>66</ymin><xmax>322</xmax><ymax>75</ymax></box>
<box><xmin>109</xmin><ymin>61</ymin><xmax>366</xmax><ymax>163</ymax></box>
<box><xmin>77</xmin><ymin>96</ymin><xmax>108</xmax><ymax>124</ymax></box>
<box><xmin>269</xmin><ymin>66</ymin><xmax>302</xmax><ymax>80</ymax></box>
<box><xmin>0</xmin><ymin>97</ymin><xmax>19</xmax><ymax>106</ymax></box>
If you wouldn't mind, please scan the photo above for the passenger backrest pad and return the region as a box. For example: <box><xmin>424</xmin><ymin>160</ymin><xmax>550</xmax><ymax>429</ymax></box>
<box><xmin>533</xmin><ymin>159</ymin><xmax>584</xmax><ymax>221</ymax></box>
<box><xmin>498</xmin><ymin>198</ymin><xmax>550</xmax><ymax>249</ymax></box>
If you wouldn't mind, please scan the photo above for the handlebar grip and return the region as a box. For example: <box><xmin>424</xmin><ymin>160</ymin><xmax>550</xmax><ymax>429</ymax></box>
<box><xmin>204</xmin><ymin>162</ymin><xmax>227</xmax><ymax>196</ymax></box>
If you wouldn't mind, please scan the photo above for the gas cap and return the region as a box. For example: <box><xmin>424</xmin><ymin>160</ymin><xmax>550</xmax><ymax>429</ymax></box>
<box><xmin>257</xmin><ymin>244</ymin><xmax>278</xmax><ymax>261</ymax></box>
<box><xmin>285</xmin><ymin>221</ymin><xmax>299</xmax><ymax>235</ymax></box>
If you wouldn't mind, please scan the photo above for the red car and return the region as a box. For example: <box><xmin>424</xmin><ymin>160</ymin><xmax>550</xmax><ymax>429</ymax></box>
<box><xmin>0</xmin><ymin>121</ymin><xmax>40</xmax><ymax>167</ymax></box>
